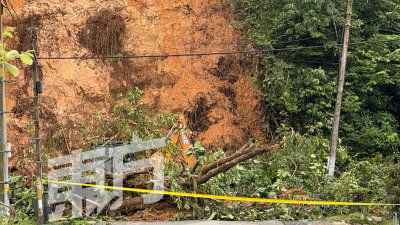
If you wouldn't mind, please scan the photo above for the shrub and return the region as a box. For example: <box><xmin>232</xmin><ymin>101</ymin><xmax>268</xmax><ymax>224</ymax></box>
<box><xmin>167</xmin><ymin>132</ymin><xmax>399</xmax><ymax>222</ymax></box>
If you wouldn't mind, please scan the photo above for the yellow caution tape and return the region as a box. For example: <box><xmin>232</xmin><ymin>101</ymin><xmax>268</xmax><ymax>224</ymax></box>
<box><xmin>44</xmin><ymin>179</ymin><xmax>400</xmax><ymax>206</ymax></box>
<box><xmin>37</xmin><ymin>188</ymin><xmax>43</xmax><ymax>198</ymax></box>
<box><xmin>37</xmin><ymin>179</ymin><xmax>44</xmax><ymax>197</ymax></box>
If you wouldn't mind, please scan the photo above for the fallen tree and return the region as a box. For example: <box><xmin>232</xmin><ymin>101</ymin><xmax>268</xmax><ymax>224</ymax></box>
<box><xmin>119</xmin><ymin>142</ymin><xmax>283</xmax><ymax>210</ymax></box>
<box><xmin>181</xmin><ymin>142</ymin><xmax>283</xmax><ymax>187</ymax></box>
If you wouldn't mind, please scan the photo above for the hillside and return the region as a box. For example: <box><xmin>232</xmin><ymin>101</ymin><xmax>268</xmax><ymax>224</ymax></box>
<box><xmin>2</xmin><ymin>0</ymin><xmax>400</xmax><ymax>224</ymax></box>
<box><xmin>5</xmin><ymin>0</ymin><xmax>264</xmax><ymax>174</ymax></box>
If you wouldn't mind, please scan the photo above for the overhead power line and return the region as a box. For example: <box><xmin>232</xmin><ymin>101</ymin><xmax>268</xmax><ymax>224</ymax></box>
<box><xmin>37</xmin><ymin>38</ymin><xmax>400</xmax><ymax>60</ymax></box>
<box><xmin>273</xmin><ymin>30</ymin><xmax>340</xmax><ymax>45</ymax></box>
<box><xmin>374</xmin><ymin>0</ymin><xmax>400</xmax><ymax>33</ymax></box>
<box><xmin>3</xmin><ymin>0</ymin><xmax>21</xmax><ymax>24</ymax></box>
<box><xmin>3</xmin><ymin>6</ymin><xmax>17</xmax><ymax>25</ymax></box>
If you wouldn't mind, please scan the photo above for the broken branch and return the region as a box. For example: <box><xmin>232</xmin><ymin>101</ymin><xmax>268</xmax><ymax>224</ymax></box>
<box><xmin>183</xmin><ymin>143</ymin><xmax>282</xmax><ymax>187</ymax></box>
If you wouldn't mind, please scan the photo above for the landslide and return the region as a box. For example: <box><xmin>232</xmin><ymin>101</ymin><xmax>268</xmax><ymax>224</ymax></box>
<box><xmin>5</xmin><ymin>0</ymin><xmax>264</xmax><ymax>175</ymax></box>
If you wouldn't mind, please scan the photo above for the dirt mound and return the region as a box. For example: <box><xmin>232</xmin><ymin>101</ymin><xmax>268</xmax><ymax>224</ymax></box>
<box><xmin>78</xmin><ymin>9</ymin><xmax>126</xmax><ymax>56</ymax></box>
<box><xmin>188</xmin><ymin>96</ymin><xmax>213</xmax><ymax>132</ymax></box>
<box><xmin>6</xmin><ymin>0</ymin><xmax>265</xmax><ymax>175</ymax></box>
<box><xmin>210</xmin><ymin>56</ymin><xmax>239</xmax><ymax>83</ymax></box>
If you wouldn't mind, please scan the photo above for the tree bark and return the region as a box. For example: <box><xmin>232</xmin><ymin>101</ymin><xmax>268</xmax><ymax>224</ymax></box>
<box><xmin>183</xmin><ymin>143</ymin><xmax>282</xmax><ymax>187</ymax></box>
<box><xmin>199</xmin><ymin>142</ymin><xmax>252</xmax><ymax>176</ymax></box>
<box><xmin>119</xmin><ymin>143</ymin><xmax>282</xmax><ymax>209</ymax></box>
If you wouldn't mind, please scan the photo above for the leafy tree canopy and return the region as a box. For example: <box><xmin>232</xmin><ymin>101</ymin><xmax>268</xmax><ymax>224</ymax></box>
<box><xmin>235</xmin><ymin>0</ymin><xmax>400</xmax><ymax>158</ymax></box>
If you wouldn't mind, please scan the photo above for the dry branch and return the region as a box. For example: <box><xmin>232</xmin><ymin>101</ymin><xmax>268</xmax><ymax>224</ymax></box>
<box><xmin>199</xmin><ymin>142</ymin><xmax>252</xmax><ymax>176</ymax></box>
<box><xmin>182</xmin><ymin>143</ymin><xmax>282</xmax><ymax>187</ymax></box>
<box><xmin>119</xmin><ymin>143</ymin><xmax>282</xmax><ymax>209</ymax></box>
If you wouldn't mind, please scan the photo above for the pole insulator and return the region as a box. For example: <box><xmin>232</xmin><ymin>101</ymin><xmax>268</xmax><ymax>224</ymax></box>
<box><xmin>35</xmin><ymin>81</ymin><xmax>42</xmax><ymax>94</ymax></box>
<box><xmin>30</xmin><ymin>60</ymin><xmax>37</xmax><ymax>72</ymax></box>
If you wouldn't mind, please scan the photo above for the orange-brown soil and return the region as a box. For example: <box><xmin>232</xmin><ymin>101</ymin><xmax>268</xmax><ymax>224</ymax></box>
<box><xmin>4</xmin><ymin>0</ymin><xmax>265</xmax><ymax>176</ymax></box>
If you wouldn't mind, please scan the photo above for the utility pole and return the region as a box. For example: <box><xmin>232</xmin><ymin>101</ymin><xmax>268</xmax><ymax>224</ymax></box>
<box><xmin>0</xmin><ymin>2</ymin><xmax>10</xmax><ymax>212</ymax></box>
<box><xmin>327</xmin><ymin>0</ymin><xmax>353</xmax><ymax>176</ymax></box>
<box><xmin>31</xmin><ymin>26</ymin><xmax>44</xmax><ymax>224</ymax></box>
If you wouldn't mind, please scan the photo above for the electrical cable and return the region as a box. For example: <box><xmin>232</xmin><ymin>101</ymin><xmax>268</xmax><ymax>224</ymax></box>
<box><xmin>36</xmin><ymin>38</ymin><xmax>400</xmax><ymax>60</ymax></box>
<box><xmin>3</xmin><ymin>0</ymin><xmax>21</xmax><ymax>24</ymax></box>
<box><xmin>274</xmin><ymin>30</ymin><xmax>339</xmax><ymax>45</ymax></box>
<box><xmin>287</xmin><ymin>59</ymin><xmax>339</xmax><ymax>65</ymax></box>
<box><xmin>3</xmin><ymin>5</ymin><xmax>17</xmax><ymax>25</ymax></box>
<box><xmin>264</xmin><ymin>17</ymin><xmax>382</xmax><ymax>46</ymax></box>
<box><xmin>5</xmin><ymin>0</ymin><xmax>20</xmax><ymax>21</ymax></box>
<box><xmin>373</xmin><ymin>0</ymin><xmax>400</xmax><ymax>32</ymax></box>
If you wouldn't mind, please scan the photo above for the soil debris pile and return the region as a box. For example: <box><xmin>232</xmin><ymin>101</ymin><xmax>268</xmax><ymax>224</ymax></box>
<box><xmin>187</xmin><ymin>96</ymin><xmax>212</xmax><ymax>132</ymax></box>
<box><xmin>78</xmin><ymin>10</ymin><xmax>126</xmax><ymax>56</ymax></box>
<box><xmin>5</xmin><ymin>0</ymin><xmax>265</xmax><ymax>176</ymax></box>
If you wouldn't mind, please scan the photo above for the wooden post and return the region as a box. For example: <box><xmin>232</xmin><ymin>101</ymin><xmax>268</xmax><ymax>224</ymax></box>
<box><xmin>328</xmin><ymin>0</ymin><xmax>353</xmax><ymax>176</ymax></box>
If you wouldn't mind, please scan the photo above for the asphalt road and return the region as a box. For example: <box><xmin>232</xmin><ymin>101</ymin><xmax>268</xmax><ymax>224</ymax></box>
<box><xmin>99</xmin><ymin>221</ymin><xmax>348</xmax><ymax>225</ymax></box>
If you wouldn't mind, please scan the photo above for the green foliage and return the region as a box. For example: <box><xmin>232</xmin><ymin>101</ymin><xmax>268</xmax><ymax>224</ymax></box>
<box><xmin>19</xmin><ymin>87</ymin><xmax>179</xmax><ymax>222</ymax></box>
<box><xmin>83</xmin><ymin>87</ymin><xmax>179</xmax><ymax>146</ymax></box>
<box><xmin>233</xmin><ymin>1</ymin><xmax>400</xmax><ymax>220</ymax></box>
<box><xmin>236</xmin><ymin>0</ymin><xmax>400</xmax><ymax>157</ymax></box>
<box><xmin>168</xmin><ymin>132</ymin><xmax>399</xmax><ymax>222</ymax></box>
<box><xmin>49</xmin><ymin>219</ymin><xmax>96</xmax><ymax>225</ymax></box>
<box><xmin>79</xmin><ymin>87</ymin><xmax>180</xmax><ymax>195</ymax></box>
<box><xmin>0</xmin><ymin>176</ymin><xmax>36</xmax><ymax>224</ymax></box>
<box><xmin>187</xmin><ymin>142</ymin><xmax>206</xmax><ymax>158</ymax></box>
<box><xmin>0</xmin><ymin>28</ymin><xmax>34</xmax><ymax>76</ymax></box>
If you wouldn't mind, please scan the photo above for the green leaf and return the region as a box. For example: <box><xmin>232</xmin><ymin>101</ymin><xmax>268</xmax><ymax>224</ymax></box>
<box><xmin>20</xmin><ymin>53</ymin><xmax>33</xmax><ymax>65</ymax></box>
<box><xmin>208</xmin><ymin>212</ymin><xmax>217</xmax><ymax>220</ymax></box>
<box><xmin>3</xmin><ymin>62</ymin><xmax>19</xmax><ymax>76</ymax></box>
<box><xmin>25</xmin><ymin>51</ymin><xmax>35</xmax><ymax>57</ymax></box>
<box><xmin>6</xmin><ymin>50</ymin><xmax>19</xmax><ymax>60</ymax></box>
<box><xmin>2</xmin><ymin>31</ymin><xmax>13</xmax><ymax>39</ymax></box>
<box><xmin>0</xmin><ymin>50</ymin><xmax>7</xmax><ymax>59</ymax></box>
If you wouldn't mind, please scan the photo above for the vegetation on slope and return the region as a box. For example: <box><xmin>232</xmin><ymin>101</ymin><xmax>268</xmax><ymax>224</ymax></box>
<box><xmin>235</xmin><ymin>0</ymin><xmax>400</xmax><ymax>158</ymax></box>
<box><xmin>4</xmin><ymin>0</ymin><xmax>400</xmax><ymax>223</ymax></box>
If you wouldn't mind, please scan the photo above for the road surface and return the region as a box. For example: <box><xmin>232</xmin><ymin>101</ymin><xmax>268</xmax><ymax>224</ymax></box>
<box><xmin>98</xmin><ymin>221</ymin><xmax>348</xmax><ymax>225</ymax></box>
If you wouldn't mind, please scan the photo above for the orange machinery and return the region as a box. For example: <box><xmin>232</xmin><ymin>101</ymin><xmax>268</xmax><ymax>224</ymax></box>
<box><xmin>163</xmin><ymin>113</ymin><xmax>196</xmax><ymax>165</ymax></box>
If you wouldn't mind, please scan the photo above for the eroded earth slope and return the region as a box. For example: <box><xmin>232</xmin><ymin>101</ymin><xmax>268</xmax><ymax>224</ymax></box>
<box><xmin>5</xmin><ymin>0</ymin><xmax>264</xmax><ymax>174</ymax></box>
